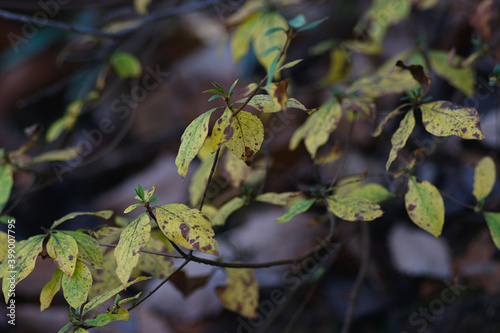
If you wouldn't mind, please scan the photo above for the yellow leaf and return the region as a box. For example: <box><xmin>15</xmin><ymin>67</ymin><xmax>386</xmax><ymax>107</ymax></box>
<box><xmin>211</xmin><ymin>107</ymin><xmax>234</xmax><ymax>151</ymax></box>
<box><xmin>405</xmin><ymin>176</ymin><xmax>444</xmax><ymax>237</ymax></box>
<box><xmin>62</xmin><ymin>260</ymin><xmax>92</xmax><ymax>309</ymax></box>
<box><xmin>347</xmin><ymin>67</ymin><xmax>419</xmax><ymax>98</ymax></box>
<box><xmin>188</xmin><ymin>145</ymin><xmax>216</xmax><ymax>207</ymax></box>
<box><xmin>327</xmin><ymin>195</ymin><xmax>383</xmax><ymax>221</ymax></box>
<box><xmin>239</xmin><ymin>95</ymin><xmax>310</xmax><ymax>113</ymax></box>
<box><xmin>89</xmin><ymin>251</ymin><xmax>121</xmax><ymax>300</ymax></box>
<box><xmin>216</xmin><ymin>268</ymin><xmax>259</xmax><ymax>318</ymax></box>
<box><xmin>212</xmin><ymin>197</ymin><xmax>245</xmax><ymax>226</ymax></box>
<box><xmin>1</xmin><ymin>235</ymin><xmax>44</xmax><ymax>302</ymax></box>
<box><xmin>373</xmin><ymin>103</ymin><xmax>410</xmax><ymax>137</ymax></box>
<box><xmin>276</xmin><ymin>199</ymin><xmax>315</xmax><ymax>223</ymax></box>
<box><xmin>386</xmin><ymin>110</ymin><xmax>415</xmax><ymax>170</ymax></box>
<box><xmin>231</xmin><ymin>12</ymin><xmax>263</xmax><ymax>63</ymax></box>
<box><xmin>225</xmin><ymin>150</ymin><xmax>251</xmax><ymax>187</ymax></box>
<box><xmin>175</xmin><ymin>108</ymin><xmax>217</xmax><ymax>178</ymax></box>
<box><xmin>289</xmin><ymin>122</ymin><xmax>309</xmax><ymax>151</ymax></box>
<box><xmin>321</xmin><ymin>47</ymin><xmax>351</xmax><ymax>83</ymax></box>
<box><xmin>47</xmin><ymin>232</ymin><xmax>78</xmax><ymax>277</ymax></box>
<box><xmin>420</xmin><ymin>101</ymin><xmax>485</xmax><ymax>140</ymax></box>
<box><xmin>347</xmin><ymin>183</ymin><xmax>393</xmax><ymax>204</ymax></box>
<box><xmin>225</xmin><ymin>110</ymin><xmax>264</xmax><ymax>165</ymax></box>
<box><xmin>114</xmin><ymin>213</ymin><xmax>151</xmax><ymax>284</ymax></box>
<box><xmin>137</xmin><ymin>237</ymin><xmax>175</xmax><ymax>280</ymax></box>
<box><xmin>485</xmin><ymin>212</ymin><xmax>500</xmax><ymax>249</ymax></box>
<box><xmin>59</xmin><ymin>231</ymin><xmax>104</xmax><ymax>269</ymax></box>
<box><xmin>29</xmin><ymin>147</ymin><xmax>80</xmax><ymax>165</ymax></box>
<box><xmin>156</xmin><ymin>204</ymin><xmax>218</xmax><ymax>255</ymax></box>
<box><xmin>473</xmin><ymin>156</ymin><xmax>496</xmax><ymax>202</ymax></box>
<box><xmin>253</xmin><ymin>12</ymin><xmax>288</xmax><ymax>72</ymax></box>
<box><xmin>255</xmin><ymin>191</ymin><xmax>304</xmax><ymax>206</ymax></box>
<box><xmin>50</xmin><ymin>210</ymin><xmax>113</xmax><ymax>229</ymax></box>
<box><xmin>40</xmin><ymin>268</ymin><xmax>63</xmax><ymax>311</ymax></box>
<box><xmin>134</xmin><ymin>0</ymin><xmax>151</xmax><ymax>14</ymax></box>
<box><xmin>428</xmin><ymin>50</ymin><xmax>475</xmax><ymax>97</ymax></box>
<box><xmin>303</xmin><ymin>99</ymin><xmax>342</xmax><ymax>157</ymax></box>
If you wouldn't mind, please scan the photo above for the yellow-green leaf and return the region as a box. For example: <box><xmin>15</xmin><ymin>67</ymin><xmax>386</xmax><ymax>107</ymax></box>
<box><xmin>294</xmin><ymin>99</ymin><xmax>342</xmax><ymax>157</ymax></box>
<box><xmin>134</xmin><ymin>0</ymin><xmax>151</xmax><ymax>14</ymax></box>
<box><xmin>276</xmin><ymin>199</ymin><xmax>315</xmax><ymax>223</ymax></box>
<box><xmin>1</xmin><ymin>235</ymin><xmax>44</xmax><ymax>302</ymax></box>
<box><xmin>61</xmin><ymin>260</ymin><xmax>92</xmax><ymax>309</ymax></box>
<box><xmin>88</xmin><ymin>251</ymin><xmax>120</xmax><ymax>301</ymax></box>
<box><xmin>373</xmin><ymin>103</ymin><xmax>410</xmax><ymax>137</ymax></box>
<box><xmin>473</xmin><ymin>156</ymin><xmax>496</xmax><ymax>202</ymax></box>
<box><xmin>420</xmin><ymin>101</ymin><xmax>485</xmax><ymax>140</ymax></box>
<box><xmin>405</xmin><ymin>176</ymin><xmax>444</xmax><ymax>237</ymax></box>
<box><xmin>239</xmin><ymin>95</ymin><xmax>309</xmax><ymax>113</ymax></box>
<box><xmin>347</xmin><ymin>183</ymin><xmax>393</xmax><ymax>203</ymax></box>
<box><xmin>46</xmin><ymin>117</ymin><xmax>68</xmax><ymax>143</ymax></box>
<box><xmin>215</xmin><ymin>268</ymin><xmax>259</xmax><ymax>318</ymax></box>
<box><xmin>124</xmin><ymin>203</ymin><xmax>142</xmax><ymax>214</ymax></box>
<box><xmin>212</xmin><ymin>197</ymin><xmax>245</xmax><ymax>226</ymax></box>
<box><xmin>255</xmin><ymin>191</ymin><xmax>304</xmax><ymax>206</ymax></box>
<box><xmin>327</xmin><ymin>195</ymin><xmax>383</xmax><ymax>221</ymax></box>
<box><xmin>40</xmin><ymin>268</ymin><xmax>63</xmax><ymax>311</ymax></box>
<box><xmin>0</xmin><ymin>164</ymin><xmax>13</xmax><ymax>213</ymax></box>
<box><xmin>110</xmin><ymin>52</ymin><xmax>142</xmax><ymax>79</ymax></box>
<box><xmin>0</xmin><ymin>231</ymin><xmax>6</xmax><ymax>262</ymax></box>
<box><xmin>231</xmin><ymin>12</ymin><xmax>263</xmax><ymax>62</ymax></box>
<box><xmin>83</xmin><ymin>311</ymin><xmax>130</xmax><ymax>327</ymax></box>
<box><xmin>30</xmin><ymin>147</ymin><xmax>80</xmax><ymax>165</ymax></box>
<box><xmin>386</xmin><ymin>110</ymin><xmax>415</xmax><ymax>170</ymax></box>
<box><xmin>92</xmin><ymin>226</ymin><xmax>122</xmax><ymax>244</ymax></box>
<box><xmin>59</xmin><ymin>231</ymin><xmax>103</xmax><ymax>269</ymax></box>
<box><xmin>189</xmin><ymin>141</ymin><xmax>217</xmax><ymax>207</ymax></box>
<box><xmin>156</xmin><ymin>204</ymin><xmax>219</xmax><ymax>255</ymax></box>
<box><xmin>211</xmin><ymin>107</ymin><xmax>234</xmax><ymax>151</ymax></box>
<box><xmin>428</xmin><ymin>50</ymin><xmax>475</xmax><ymax>97</ymax></box>
<box><xmin>137</xmin><ymin>237</ymin><xmax>175</xmax><ymax>280</ymax></box>
<box><xmin>175</xmin><ymin>108</ymin><xmax>217</xmax><ymax>178</ymax></box>
<box><xmin>225</xmin><ymin>150</ymin><xmax>251</xmax><ymax>187</ymax></box>
<box><xmin>253</xmin><ymin>12</ymin><xmax>288</xmax><ymax>72</ymax></box>
<box><xmin>50</xmin><ymin>210</ymin><xmax>113</xmax><ymax>229</ymax></box>
<box><xmin>47</xmin><ymin>232</ymin><xmax>78</xmax><ymax>277</ymax></box>
<box><xmin>225</xmin><ymin>110</ymin><xmax>264</xmax><ymax>165</ymax></box>
<box><xmin>321</xmin><ymin>47</ymin><xmax>351</xmax><ymax>83</ymax></box>
<box><xmin>485</xmin><ymin>212</ymin><xmax>500</xmax><ymax>249</ymax></box>
<box><xmin>114</xmin><ymin>213</ymin><xmax>151</xmax><ymax>284</ymax></box>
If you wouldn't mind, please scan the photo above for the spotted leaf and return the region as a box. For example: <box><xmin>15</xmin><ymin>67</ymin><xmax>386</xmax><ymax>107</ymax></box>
<box><xmin>386</xmin><ymin>110</ymin><xmax>415</xmax><ymax>170</ymax></box>
<box><xmin>47</xmin><ymin>232</ymin><xmax>79</xmax><ymax>277</ymax></box>
<box><xmin>215</xmin><ymin>268</ymin><xmax>259</xmax><ymax>318</ymax></box>
<box><xmin>327</xmin><ymin>195</ymin><xmax>383</xmax><ymax>221</ymax></box>
<box><xmin>224</xmin><ymin>110</ymin><xmax>264</xmax><ymax>165</ymax></box>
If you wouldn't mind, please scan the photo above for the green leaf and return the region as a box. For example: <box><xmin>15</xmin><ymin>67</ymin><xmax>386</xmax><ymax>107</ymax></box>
<box><xmin>208</xmin><ymin>94</ymin><xmax>224</xmax><ymax>102</ymax></box>
<box><xmin>231</xmin><ymin>13</ymin><xmax>263</xmax><ymax>63</ymax></box>
<box><xmin>276</xmin><ymin>199</ymin><xmax>315</xmax><ymax>223</ymax></box>
<box><xmin>428</xmin><ymin>50</ymin><xmax>475</xmax><ymax>97</ymax></box>
<box><xmin>485</xmin><ymin>212</ymin><xmax>500</xmax><ymax>249</ymax></box>
<box><xmin>0</xmin><ymin>231</ymin><xmax>6</xmax><ymax>261</ymax></box>
<box><xmin>110</xmin><ymin>52</ymin><xmax>142</xmax><ymax>79</ymax></box>
<box><xmin>124</xmin><ymin>203</ymin><xmax>142</xmax><ymax>214</ymax></box>
<box><xmin>58</xmin><ymin>323</ymin><xmax>73</xmax><ymax>333</ymax></box>
<box><xmin>46</xmin><ymin>117</ymin><xmax>69</xmax><ymax>143</ymax></box>
<box><xmin>114</xmin><ymin>213</ymin><xmax>151</xmax><ymax>285</ymax></box>
<box><xmin>211</xmin><ymin>107</ymin><xmax>234</xmax><ymax>151</ymax></box>
<box><xmin>327</xmin><ymin>195</ymin><xmax>383</xmax><ymax>221</ymax></box>
<box><xmin>473</xmin><ymin>156</ymin><xmax>496</xmax><ymax>202</ymax></box>
<box><xmin>229</xmin><ymin>79</ymin><xmax>239</xmax><ymax>94</ymax></box>
<box><xmin>265</xmin><ymin>27</ymin><xmax>286</xmax><ymax>36</ymax></box>
<box><xmin>0</xmin><ymin>164</ymin><xmax>13</xmax><ymax>213</ymax></box>
<box><xmin>347</xmin><ymin>183</ymin><xmax>393</xmax><ymax>203</ymax></box>
<box><xmin>1</xmin><ymin>235</ymin><xmax>44</xmax><ymax>303</ymax></box>
<box><xmin>30</xmin><ymin>147</ymin><xmax>80</xmax><ymax>165</ymax></box>
<box><xmin>58</xmin><ymin>231</ymin><xmax>103</xmax><ymax>269</ymax></box>
<box><xmin>278</xmin><ymin>59</ymin><xmax>302</xmax><ymax>71</ymax></box>
<box><xmin>386</xmin><ymin>110</ymin><xmax>415</xmax><ymax>170</ymax></box>
<box><xmin>156</xmin><ymin>203</ymin><xmax>218</xmax><ymax>255</ymax></box>
<box><xmin>47</xmin><ymin>232</ymin><xmax>79</xmax><ymax>277</ymax></box>
<box><xmin>216</xmin><ymin>268</ymin><xmax>259</xmax><ymax>318</ymax></box>
<box><xmin>136</xmin><ymin>184</ymin><xmax>145</xmax><ymax>200</ymax></box>
<box><xmin>212</xmin><ymin>197</ymin><xmax>246</xmax><ymax>226</ymax></box>
<box><xmin>263</xmin><ymin>45</ymin><xmax>281</xmax><ymax>57</ymax></box>
<box><xmin>298</xmin><ymin>17</ymin><xmax>328</xmax><ymax>32</ymax></box>
<box><xmin>405</xmin><ymin>176</ymin><xmax>445</xmax><ymax>237</ymax></box>
<box><xmin>289</xmin><ymin>14</ymin><xmax>307</xmax><ymax>29</ymax></box>
<box><xmin>255</xmin><ymin>191</ymin><xmax>303</xmax><ymax>206</ymax></box>
<box><xmin>83</xmin><ymin>311</ymin><xmax>129</xmax><ymax>327</ymax></box>
<box><xmin>83</xmin><ymin>276</ymin><xmax>151</xmax><ymax>315</ymax></box>
<box><xmin>40</xmin><ymin>268</ymin><xmax>63</xmax><ymax>311</ymax></box>
<box><xmin>299</xmin><ymin>99</ymin><xmax>342</xmax><ymax>157</ymax></box>
<box><xmin>50</xmin><ymin>210</ymin><xmax>113</xmax><ymax>229</ymax></box>
<box><xmin>225</xmin><ymin>110</ymin><xmax>264</xmax><ymax>165</ymax></box>
<box><xmin>175</xmin><ymin>108</ymin><xmax>218</xmax><ymax>178</ymax></box>
<box><xmin>420</xmin><ymin>101</ymin><xmax>485</xmax><ymax>140</ymax></box>
<box><xmin>253</xmin><ymin>12</ymin><xmax>288</xmax><ymax>72</ymax></box>
<box><xmin>61</xmin><ymin>260</ymin><xmax>92</xmax><ymax>309</ymax></box>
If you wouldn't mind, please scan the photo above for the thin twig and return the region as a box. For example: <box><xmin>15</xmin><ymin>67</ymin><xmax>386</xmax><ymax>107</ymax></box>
<box><xmin>198</xmin><ymin>147</ymin><xmax>221</xmax><ymax>210</ymax></box>
<box><xmin>328</xmin><ymin>116</ymin><xmax>357</xmax><ymax>189</ymax></box>
<box><xmin>98</xmin><ymin>243</ymin><xmax>184</xmax><ymax>259</ymax></box>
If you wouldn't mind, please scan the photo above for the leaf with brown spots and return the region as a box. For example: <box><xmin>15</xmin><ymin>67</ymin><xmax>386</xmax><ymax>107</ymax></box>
<box><xmin>238</xmin><ymin>95</ymin><xmax>310</xmax><ymax>113</ymax></box>
<box><xmin>224</xmin><ymin>110</ymin><xmax>264</xmax><ymax>165</ymax></box>
<box><xmin>1</xmin><ymin>235</ymin><xmax>44</xmax><ymax>303</ymax></box>
<box><xmin>211</xmin><ymin>107</ymin><xmax>234</xmax><ymax>151</ymax></box>
<box><xmin>395</xmin><ymin>60</ymin><xmax>431</xmax><ymax>95</ymax></box>
<box><xmin>61</xmin><ymin>260</ymin><xmax>92</xmax><ymax>309</ymax></box>
<box><xmin>137</xmin><ymin>237</ymin><xmax>175</xmax><ymax>280</ymax></box>
<box><xmin>327</xmin><ymin>195</ymin><xmax>383</xmax><ymax>221</ymax></box>
<box><xmin>386</xmin><ymin>110</ymin><xmax>415</xmax><ymax>170</ymax></box>
<box><xmin>47</xmin><ymin>231</ymin><xmax>79</xmax><ymax>277</ymax></box>
<box><xmin>59</xmin><ymin>231</ymin><xmax>103</xmax><ymax>269</ymax></box>
<box><xmin>405</xmin><ymin>176</ymin><xmax>444</xmax><ymax>237</ymax></box>
<box><xmin>175</xmin><ymin>108</ymin><xmax>218</xmax><ymax>178</ymax></box>
<box><xmin>215</xmin><ymin>268</ymin><xmax>259</xmax><ymax>318</ymax></box>
<box><xmin>114</xmin><ymin>213</ymin><xmax>151</xmax><ymax>285</ymax></box>
<box><xmin>420</xmin><ymin>101</ymin><xmax>485</xmax><ymax>140</ymax></box>
<box><xmin>473</xmin><ymin>156</ymin><xmax>496</xmax><ymax>202</ymax></box>
<box><xmin>156</xmin><ymin>204</ymin><xmax>219</xmax><ymax>256</ymax></box>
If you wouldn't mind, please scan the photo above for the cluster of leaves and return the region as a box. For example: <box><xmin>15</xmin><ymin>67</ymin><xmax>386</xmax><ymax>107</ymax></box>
<box><xmin>0</xmin><ymin>0</ymin><xmax>499</xmax><ymax>331</ymax></box>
